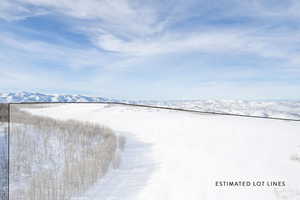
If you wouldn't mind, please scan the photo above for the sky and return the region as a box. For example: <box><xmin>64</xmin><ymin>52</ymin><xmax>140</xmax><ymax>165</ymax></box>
<box><xmin>0</xmin><ymin>0</ymin><xmax>300</xmax><ymax>100</ymax></box>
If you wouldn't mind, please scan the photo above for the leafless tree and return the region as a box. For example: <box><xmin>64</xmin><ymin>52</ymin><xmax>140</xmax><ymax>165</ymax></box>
<box><xmin>10</xmin><ymin>104</ymin><xmax>125</xmax><ymax>200</ymax></box>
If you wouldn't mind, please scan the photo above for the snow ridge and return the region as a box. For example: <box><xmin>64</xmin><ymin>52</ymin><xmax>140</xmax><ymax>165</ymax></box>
<box><xmin>0</xmin><ymin>92</ymin><xmax>299</xmax><ymax>120</ymax></box>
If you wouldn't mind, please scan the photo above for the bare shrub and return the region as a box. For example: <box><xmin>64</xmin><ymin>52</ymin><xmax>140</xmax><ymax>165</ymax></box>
<box><xmin>118</xmin><ymin>135</ymin><xmax>126</xmax><ymax>151</ymax></box>
<box><xmin>111</xmin><ymin>135</ymin><xmax>127</xmax><ymax>169</ymax></box>
<box><xmin>290</xmin><ymin>154</ymin><xmax>300</xmax><ymax>162</ymax></box>
<box><xmin>0</xmin><ymin>104</ymin><xmax>8</xmax><ymax>123</ymax></box>
<box><xmin>10</xmin><ymin>104</ymin><xmax>123</xmax><ymax>200</ymax></box>
<box><xmin>0</xmin><ymin>103</ymin><xmax>8</xmax><ymax>200</ymax></box>
<box><xmin>0</xmin><ymin>125</ymin><xmax>8</xmax><ymax>200</ymax></box>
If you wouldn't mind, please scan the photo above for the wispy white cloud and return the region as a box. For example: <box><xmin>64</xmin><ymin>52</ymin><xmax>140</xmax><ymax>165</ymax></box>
<box><xmin>0</xmin><ymin>31</ymin><xmax>121</xmax><ymax>70</ymax></box>
<box><xmin>1</xmin><ymin>0</ymin><xmax>300</xmax><ymax>99</ymax></box>
<box><xmin>95</xmin><ymin>29</ymin><xmax>300</xmax><ymax>69</ymax></box>
<box><xmin>2</xmin><ymin>0</ymin><xmax>300</xmax><ymax>65</ymax></box>
<box><xmin>0</xmin><ymin>0</ymin><xmax>48</xmax><ymax>21</ymax></box>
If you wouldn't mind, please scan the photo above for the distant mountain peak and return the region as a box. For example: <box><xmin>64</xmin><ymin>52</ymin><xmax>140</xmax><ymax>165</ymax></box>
<box><xmin>0</xmin><ymin>91</ymin><xmax>299</xmax><ymax>120</ymax></box>
<box><xmin>0</xmin><ymin>92</ymin><xmax>113</xmax><ymax>103</ymax></box>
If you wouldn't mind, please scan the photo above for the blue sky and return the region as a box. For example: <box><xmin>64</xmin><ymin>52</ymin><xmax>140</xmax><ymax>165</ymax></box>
<box><xmin>0</xmin><ymin>0</ymin><xmax>300</xmax><ymax>100</ymax></box>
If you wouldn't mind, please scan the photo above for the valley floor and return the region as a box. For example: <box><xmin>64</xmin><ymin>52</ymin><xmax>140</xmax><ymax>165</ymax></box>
<box><xmin>27</xmin><ymin>103</ymin><xmax>300</xmax><ymax>200</ymax></box>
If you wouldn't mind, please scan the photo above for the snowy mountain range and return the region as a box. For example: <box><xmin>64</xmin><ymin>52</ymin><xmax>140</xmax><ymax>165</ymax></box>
<box><xmin>0</xmin><ymin>92</ymin><xmax>300</xmax><ymax>119</ymax></box>
<box><xmin>0</xmin><ymin>92</ymin><xmax>114</xmax><ymax>103</ymax></box>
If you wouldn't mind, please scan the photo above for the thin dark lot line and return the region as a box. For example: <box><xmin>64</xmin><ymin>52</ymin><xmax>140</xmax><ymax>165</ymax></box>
<box><xmin>8</xmin><ymin>101</ymin><xmax>300</xmax><ymax>122</ymax></box>
<box><xmin>7</xmin><ymin>104</ymin><xmax>10</xmax><ymax>200</ymax></box>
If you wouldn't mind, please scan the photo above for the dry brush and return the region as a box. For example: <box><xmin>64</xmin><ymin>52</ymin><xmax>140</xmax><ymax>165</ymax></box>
<box><xmin>10</xmin><ymin>105</ymin><xmax>125</xmax><ymax>200</ymax></box>
<box><xmin>0</xmin><ymin>104</ymin><xmax>8</xmax><ymax>200</ymax></box>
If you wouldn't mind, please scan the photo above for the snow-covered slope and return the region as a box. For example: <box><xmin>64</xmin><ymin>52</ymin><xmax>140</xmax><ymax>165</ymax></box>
<box><xmin>142</xmin><ymin>100</ymin><xmax>300</xmax><ymax>120</ymax></box>
<box><xmin>27</xmin><ymin>103</ymin><xmax>300</xmax><ymax>200</ymax></box>
<box><xmin>1</xmin><ymin>92</ymin><xmax>300</xmax><ymax>119</ymax></box>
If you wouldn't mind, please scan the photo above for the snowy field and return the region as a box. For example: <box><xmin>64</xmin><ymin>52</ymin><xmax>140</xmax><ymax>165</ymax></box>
<box><xmin>25</xmin><ymin>103</ymin><xmax>300</xmax><ymax>200</ymax></box>
<box><xmin>137</xmin><ymin>100</ymin><xmax>300</xmax><ymax>120</ymax></box>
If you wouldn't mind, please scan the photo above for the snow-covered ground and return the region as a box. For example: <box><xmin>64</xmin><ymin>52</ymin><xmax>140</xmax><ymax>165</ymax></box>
<box><xmin>27</xmin><ymin>103</ymin><xmax>300</xmax><ymax>200</ymax></box>
<box><xmin>140</xmin><ymin>100</ymin><xmax>300</xmax><ymax>120</ymax></box>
